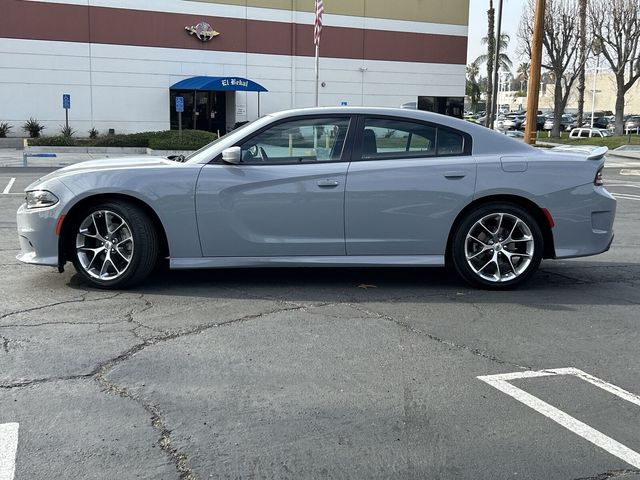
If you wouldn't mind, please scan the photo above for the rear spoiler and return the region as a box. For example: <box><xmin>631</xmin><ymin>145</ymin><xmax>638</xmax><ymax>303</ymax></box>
<box><xmin>587</xmin><ymin>146</ymin><xmax>608</xmax><ymax>160</ymax></box>
<box><xmin>550</xmin><ymin>145</ymin><xmax>608</xmax><ymax>160</ymax></box>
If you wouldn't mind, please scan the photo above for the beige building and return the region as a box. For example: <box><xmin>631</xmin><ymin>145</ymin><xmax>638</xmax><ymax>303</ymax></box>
<box><xmin>496</xmin><ymin>72</ymin><xmax>640</xmax><ymax>115</ymax></box>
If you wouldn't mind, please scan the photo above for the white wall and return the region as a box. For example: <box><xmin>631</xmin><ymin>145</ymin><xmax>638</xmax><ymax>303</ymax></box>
<box><xmin>0</xmin><ymin>38</ymin><xmax>465</xmax><ymax>136</ymax></box>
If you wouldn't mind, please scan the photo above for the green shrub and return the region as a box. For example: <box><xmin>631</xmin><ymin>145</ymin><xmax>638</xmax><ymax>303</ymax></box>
<box><xmin>60</xmin><ymin>125</ymin><xmax>76</xmax><ymax>137</ymax></box>
<box><xmin>148</xmin><ymin>130</ymin><xmax>217</xmax><ymax>150</ymax></box>
<box><xmin>23</xmin><ymin>118</ymin><xmax>45</xmax><ymax>138</ymax></box>
<box><xmin>28</xmin><ymin>136</ymin><xmax>76</xmax><ymax>146</ymax></box>
<box><xmin>91</xmin><ymin>134</ymin><xmax>149</xmax><ymax>148</ymax></box>
<box><xmin>0</xmin><ymin>122</ymin><xmax>12</xmax><ymax>138</ymax></box>
<box><xmin>23</xmin><ymin>129</ymin><xmax>217</xmax><ymax>150</ymax></box>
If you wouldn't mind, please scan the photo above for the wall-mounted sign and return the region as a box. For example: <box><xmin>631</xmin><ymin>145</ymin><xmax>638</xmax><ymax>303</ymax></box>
<box><xmin>221</xmin><ymin>78</ymin><xmax>249</xmax><ymax>88</ymax></box>
<box><xmin>185</xmin><ymin>22</ymin><xmax>220</xmax><ymax>42</ymax></box>
<box><xmin>236</xmin><ymin>104</ymin><xmax>246</xmax><ymax>116</ymax></box>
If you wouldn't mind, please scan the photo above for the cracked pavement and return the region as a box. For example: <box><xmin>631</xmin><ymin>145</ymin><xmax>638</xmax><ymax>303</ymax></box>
<box><xmin>1</xmin><ymin>168</ymin><xmax>640</xmax><ymax>479</ymax></box>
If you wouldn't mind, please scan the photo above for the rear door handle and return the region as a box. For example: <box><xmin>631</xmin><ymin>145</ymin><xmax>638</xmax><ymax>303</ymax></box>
<box><xmin>317</xmin><ymin>179</ymin><xmax>340</xmax><ymax>187</ymax></box>
<box><xmin>444</xmin><ymin>171</ymin><xmax>467</xmax><ymax>179</ymax></box>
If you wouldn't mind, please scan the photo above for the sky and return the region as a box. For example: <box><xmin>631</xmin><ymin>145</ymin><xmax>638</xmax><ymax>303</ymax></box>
<box><xmin>467</xmin><ymin>0</ymin><xmax>527</xmax><ymax>74</ymax></box>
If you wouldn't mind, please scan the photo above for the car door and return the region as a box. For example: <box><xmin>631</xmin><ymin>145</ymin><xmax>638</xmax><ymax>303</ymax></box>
<box><xmin>196</xmin><ymin>115</ymin><xmax>353</xmax><ymax>257</ymax></box>
<box><xmin>344</xmin><ymin>115</ymin><xmax>477</xmax><ymax>256</ymax></box>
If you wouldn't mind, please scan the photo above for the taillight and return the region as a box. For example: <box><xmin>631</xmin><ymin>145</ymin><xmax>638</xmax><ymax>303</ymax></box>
<box><xmin>595</xmin><ymin>168</ymin><xmax>604</xmax><ymax>186</ymax></box>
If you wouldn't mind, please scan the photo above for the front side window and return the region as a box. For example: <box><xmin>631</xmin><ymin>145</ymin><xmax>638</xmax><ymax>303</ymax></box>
<box><xmin>239</xmin><ymin>117</ymin><xmax>350</xmax><ymax>164</ymax></box>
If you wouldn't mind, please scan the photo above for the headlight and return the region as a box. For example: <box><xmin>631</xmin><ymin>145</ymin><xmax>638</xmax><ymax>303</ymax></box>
<box><xmin>26</xmin><ymin>190</ymin><xmax>59</xmax><ymax>209</ymax></box>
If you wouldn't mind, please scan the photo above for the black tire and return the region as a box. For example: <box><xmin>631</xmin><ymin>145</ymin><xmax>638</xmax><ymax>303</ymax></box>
<box><xmin>69</xmin><ymin>201</ymin><xmax>159</xmax><ymax>289</ymax></box>
<box><xmin>451</xmin><ymin>202</ymin><xmax>544</xmax><ymax>289</ymax></box>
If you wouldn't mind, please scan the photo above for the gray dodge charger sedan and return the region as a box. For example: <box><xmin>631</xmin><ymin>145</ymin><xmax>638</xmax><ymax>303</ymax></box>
<box><xmin>16</xmin><ymin>107</ymin><xmax>616</xmax><ymax>289</ymax></box>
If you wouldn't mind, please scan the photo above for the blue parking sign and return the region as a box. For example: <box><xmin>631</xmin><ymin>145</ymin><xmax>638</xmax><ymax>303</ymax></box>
<box><xmin>176</xmin><ymin>96</ymin><xmax>184</xmax><ymax>113</ymax></box>
<box><xmin>62</xmin><ymin>94</ymin><xmax>71</xmax><ymax>109</ymax></box>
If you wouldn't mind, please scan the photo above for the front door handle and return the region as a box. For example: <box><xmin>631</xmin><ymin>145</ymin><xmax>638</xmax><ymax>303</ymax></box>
<box><xmin>444</xmin><ymin>171</ymin><xmax>467</xmax><ymax>179</ymax></box>
<box><xmin>317</xmin><ymin>179</ymin><xmax>340</xmax><ymax>187</ymax></box>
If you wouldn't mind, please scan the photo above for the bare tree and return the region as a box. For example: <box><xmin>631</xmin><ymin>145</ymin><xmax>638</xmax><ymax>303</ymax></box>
<box><xmin>485</xmin><ymin>0</ymin><xmax>495</xmax><ymax>127</ymax></box>
<box><xmin>519</xmin><ymin>0</ymin><xmax>585</xmax><ymax>137</ymax></box>
<box><xmin>589</xmin><ymin>0</ymin><xmax>640</xmax><ymax>135</ymax></box>
<box><xmin>576</xmin><ymin>0</ymin><xmax>587</xmax><ymax>126</ymax></box>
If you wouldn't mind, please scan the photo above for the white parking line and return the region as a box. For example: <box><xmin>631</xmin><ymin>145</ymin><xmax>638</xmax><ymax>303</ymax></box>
<box><xmin>478</xmin><ymin>368</ymin><xmax>640</xmax><ymax>469</ymax></box>
<box><xmin>620</xmin><ymin>169</ymin><xmax>640</xmax><ymax>176</ymax></box>
<box><xmin>612</xmin><ymin>193</ymin><xmax>640</xmax><ymax>202</ymax></box>
<box><xmin>1</xmin><ymin>178</ymin><xmax>15</xmax><ymax>195</ymax></box>
<box><xmin>0</xmin><ymin>423</ymin><xmax>19</xmax><ymax>480</ymax></box>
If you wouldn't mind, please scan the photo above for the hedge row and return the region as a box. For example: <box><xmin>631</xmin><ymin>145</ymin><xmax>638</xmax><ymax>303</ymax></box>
<box><xmin>28</xmin><ymin>130</ymin><xmax>217</xmax><ymax>150</ymax></box>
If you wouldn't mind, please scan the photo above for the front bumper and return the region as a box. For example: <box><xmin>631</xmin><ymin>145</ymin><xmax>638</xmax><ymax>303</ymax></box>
<box><xmin>16</xmin><ymin>179</ymin><xmax>74</xmax><ymax>268</ymax></box>
<box><xmin>16</xmin><ymin>202</ymin><xmax>61</xmax><ymax>267</ymax></box>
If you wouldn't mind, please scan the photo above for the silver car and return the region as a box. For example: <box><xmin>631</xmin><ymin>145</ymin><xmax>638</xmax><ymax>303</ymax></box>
<box><xmin>16</xmin><ymin>107</ymin><xmax>616</xmax><ymax>289</ymax></box>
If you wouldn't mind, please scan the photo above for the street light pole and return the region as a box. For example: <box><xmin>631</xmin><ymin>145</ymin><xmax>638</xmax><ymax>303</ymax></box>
<box><xmin>590</xmin><ymin>54</ymin><xmax>599</xmax><ymax>128</ymax></box>
<box><xmin>524</xmin><ymin>0</ymin><xmax>546</xmax><ymax>145</ymax></box>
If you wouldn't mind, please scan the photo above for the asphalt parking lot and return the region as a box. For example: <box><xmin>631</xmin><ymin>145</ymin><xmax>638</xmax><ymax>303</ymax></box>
<box><xmin>1</xmin><ymin>163</ymin><xmax>640</xmax><ymax>479</ymax></box>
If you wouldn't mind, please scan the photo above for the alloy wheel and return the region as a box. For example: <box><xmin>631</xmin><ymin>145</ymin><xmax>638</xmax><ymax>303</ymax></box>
<box><xmin>464</xmin><ymin>212</ymin><xmax>534</xmax><ymax>283</ymax></box>
<box><xmin>75</xmin><ymin>210</ymin><xmax>134</xmax><ymax>280</ymax></box>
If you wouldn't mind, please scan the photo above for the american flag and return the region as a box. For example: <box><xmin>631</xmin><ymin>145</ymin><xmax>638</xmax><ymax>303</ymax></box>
<box><xmin>314</xmin><ymin>0</ymin><xmax>324</xmax><ymax>46</ymax></box>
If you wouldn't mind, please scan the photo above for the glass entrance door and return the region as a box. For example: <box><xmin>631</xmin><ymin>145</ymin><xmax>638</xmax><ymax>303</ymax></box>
<box><xmin>170</xmin><ymin>90</ymin><xmax>227</xmax><ymax>133</ymax></box>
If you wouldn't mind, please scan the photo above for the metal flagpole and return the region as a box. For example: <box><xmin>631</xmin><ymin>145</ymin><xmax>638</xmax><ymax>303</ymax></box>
<box><xmin>313</xmin><ymin>0</ymin><xmax>323</xmax><ymax>107</ymax></box>
<box><xmin>315</xmin><ymin>44</ymin><xmax>319</xmax><ymax>107</ymax></box>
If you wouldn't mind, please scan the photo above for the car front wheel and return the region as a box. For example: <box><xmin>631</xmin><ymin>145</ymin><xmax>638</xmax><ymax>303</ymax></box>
<box><xmin>71</xmin><ymin>201</ymin><xmax>159</xmax><ymax>289</ymax></box>
<box><xmin>452</xmin><ymin>203</ymin><xmax>544</xmax><ymax>289</ymax></box>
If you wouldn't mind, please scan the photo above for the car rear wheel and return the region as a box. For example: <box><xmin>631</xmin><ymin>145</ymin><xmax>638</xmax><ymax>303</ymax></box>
<box><xmin>452</xmin><ymin>202</ymin><xmax>543</xmax><ymax>289</ymax></box>
<box><xmin>71</xmin><ymin>201</ymin><xmax>158</xmax><ymax>289</ymax></box>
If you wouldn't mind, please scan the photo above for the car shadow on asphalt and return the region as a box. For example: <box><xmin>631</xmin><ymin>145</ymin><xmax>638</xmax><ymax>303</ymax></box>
<box><xmin>64</xmin><ymin>260</ymin><xmax>640</xmax><ymax>307</ymax></box>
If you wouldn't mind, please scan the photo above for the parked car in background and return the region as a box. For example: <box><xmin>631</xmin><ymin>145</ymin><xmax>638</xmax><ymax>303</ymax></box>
<box><xmin>503</xmin><ymin>114</ymin><xmax>526</xmax><ymax>130</ymax></box>
<box><xmin>504</xmin><ymin>130</ymin><xmax>525</xmax><ymax>138</ymax></box>
<box><xmin>569</xmin><ymin>127</ymin><xmax>613</xmax><ymax>139</ymax></box>
<box><xmin>521</xmin><ymin>115</ymin><xmax>546</xmax><ymax>131</ymax></box>
<box><xmin>589</xmin><ymin>116</ymin><xmax>614</xmax><ymax>130</ymax></box>
<box><xmin>543</xmin><ymin>114</ymin><xmax>577</xmax><ymax>132</ymax></box>
<box><xmin>624</xmin><ymin>116</ymin><xmax>640</xmax><ymax>132</ymax></box>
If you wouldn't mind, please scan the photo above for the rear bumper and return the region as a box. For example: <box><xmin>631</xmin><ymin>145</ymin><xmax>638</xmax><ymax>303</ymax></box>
<box><xmin>551</xmin><ymin>185</ymin><xmax>616</xmax><ymax>259</ymax></box>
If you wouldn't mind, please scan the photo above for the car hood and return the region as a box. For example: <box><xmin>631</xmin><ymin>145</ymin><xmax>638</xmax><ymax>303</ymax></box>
<box><xmin>33</xmin><ymin>156</ymin><xmax>177</xmax><ymax>185</ymax></box>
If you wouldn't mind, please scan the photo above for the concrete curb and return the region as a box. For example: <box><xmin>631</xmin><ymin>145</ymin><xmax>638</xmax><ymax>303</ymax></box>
<box><xmin>27</xmin><ymin>146</ymin><xmax>148</xmax><ymax>154</ymax></box>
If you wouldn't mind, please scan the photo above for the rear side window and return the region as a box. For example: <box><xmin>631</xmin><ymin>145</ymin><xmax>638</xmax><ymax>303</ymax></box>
<box><xmin>360</xmin><ymin>117</ymin><xmax>466</xmax><ymax>160</ymax></box>
<box><xmin>437</xmin><ymin>129</ymin><xmax>464</xmax><ymax>155</ymax></box>
<box><xmin>579</xmin><ymin>130</ymin><xmax>590</xmax><ymax>138</ymax></box>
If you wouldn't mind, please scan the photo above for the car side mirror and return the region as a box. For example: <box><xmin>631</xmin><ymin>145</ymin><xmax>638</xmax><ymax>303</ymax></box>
<box><xmin>222</xmin><ymin>146</ymin><xmax>241</xmax><ymax>164</ymax></box>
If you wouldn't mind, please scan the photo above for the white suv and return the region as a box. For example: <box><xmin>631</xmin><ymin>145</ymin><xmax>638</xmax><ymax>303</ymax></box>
<box><xmin>568</xmin><ymin>128</ymin><xmax>612</xmax><ymax>139</ymax></box>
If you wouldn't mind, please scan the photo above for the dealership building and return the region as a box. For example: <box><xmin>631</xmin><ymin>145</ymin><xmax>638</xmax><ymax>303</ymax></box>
<box><xmin>1</xmin><ymin>0</ymin><xmax>469</xmax><ymax>135</ymax></box>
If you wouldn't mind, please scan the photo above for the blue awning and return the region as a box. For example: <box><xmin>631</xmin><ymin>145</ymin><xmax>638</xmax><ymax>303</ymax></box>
<box><xmin>170</xmin><ymin>76</ymin><xmax>268</xmax><ymax>92</ymax></box>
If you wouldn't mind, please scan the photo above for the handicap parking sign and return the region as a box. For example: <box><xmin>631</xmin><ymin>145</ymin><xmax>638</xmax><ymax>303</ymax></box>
<box><xmin>62</xmin><ymin>94</ymin><xmax>71</xmax><ymax>109</ymax></box>
<box><xmin>176</xmin><ymin>96</ymin><xmax>184</xmax><ymax>113</ymax></box>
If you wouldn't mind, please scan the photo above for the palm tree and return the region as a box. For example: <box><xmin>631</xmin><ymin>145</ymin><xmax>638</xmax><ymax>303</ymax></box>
<box><xmin>484</xmin><ymin>0</ymin><xmax>495</xmax><ymax>127</ymax></box>
<box><xmin>517</xmin><ymin>62</ymin><xmax>530</xmax><ymax>91</ymax></box>
<box><xmin>476</xmin><ymin>34</ymin><xmax>513</xmax><ymax>72</ymax></box>
<box><xmin>466</xmin><ymin>61</ymin><xmax>480</xmax><ymax>83</ymax></box>
<box><xmin>466</xmin><ymin>61</ymin><xmax>481</xmax><ymax>112</ymax></box>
